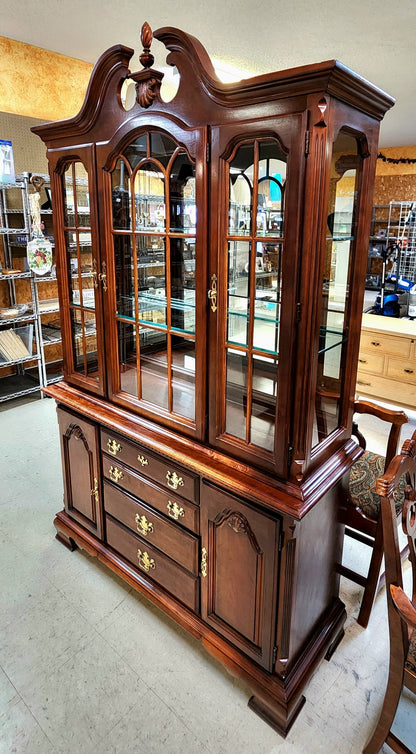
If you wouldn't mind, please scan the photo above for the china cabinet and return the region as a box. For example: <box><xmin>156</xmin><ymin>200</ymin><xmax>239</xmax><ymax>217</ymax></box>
<box><xmin>33</xmin><ymin>23</ymin><xmax>394</xmax><ymax>736</ymax></box>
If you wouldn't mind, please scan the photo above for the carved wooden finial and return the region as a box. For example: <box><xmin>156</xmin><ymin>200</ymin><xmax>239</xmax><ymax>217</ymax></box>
<box><xmin>140</xmin><ymin>22</ymin><xmax>154</xmax><ymax>69</ymax></box>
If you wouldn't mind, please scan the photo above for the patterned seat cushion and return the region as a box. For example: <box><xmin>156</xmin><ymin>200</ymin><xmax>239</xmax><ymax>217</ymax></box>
<box><xmin>405</xmin><ymin>629</ymin><xmax>416</xmax><ymax>674</ymax></box>
<box><xmin>349</xmin><ymin>450</ymin><xmax>406</xmax><ymax>521</ymax></box>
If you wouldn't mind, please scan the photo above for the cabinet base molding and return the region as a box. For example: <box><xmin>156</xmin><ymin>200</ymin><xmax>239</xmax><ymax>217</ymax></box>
<box><xmin>53</xmin><ymin>508</ymin><xmax>346</xmax><ymax>737</ymax></box>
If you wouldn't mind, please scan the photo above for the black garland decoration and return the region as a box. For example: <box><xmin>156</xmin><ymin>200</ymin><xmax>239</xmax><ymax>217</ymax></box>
<box><xmin>378</xmin><ymin>151</ymin><xmax>416</xmax><ymax>165</ymax></box>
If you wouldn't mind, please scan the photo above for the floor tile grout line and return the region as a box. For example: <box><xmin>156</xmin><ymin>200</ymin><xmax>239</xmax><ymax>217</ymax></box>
<box><xmin>0</xmin><ymin>666</ymin><xmax>58</xmax><ymax>753</ymax></box>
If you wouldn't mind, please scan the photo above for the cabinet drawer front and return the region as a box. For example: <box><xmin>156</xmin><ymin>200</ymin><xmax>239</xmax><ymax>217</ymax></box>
<box><xmin>101</xmin><ymin>430</ymin><xmax>198</xmax><ymax>502</ymax></box>
<box><xmin>360</xmin><ymin>331</ymin><xmax>411</xmax><ymax>358</ymax></box>
<box><xmin>357</xmin><ymin>352</ymin><xmax>384</xmax><ymax>374</ymax></box>
<box><xmin>386</xmin><ymin>357</ymin><xmax>416</xmax><ymax>384</ymax></box>
<box><xmin>102</xmin><ymin>454</ymin><xmax>199</xmax><ymax>533</ymax></box>
<box><xmin>356</xmin><ymin>372</ymin><xmax>416</xmax><ymax>408</ymax></box>
<box><xmin>104</xmin><ymin>481</ymin><xmax>199</xmax><ymax>573</ymax></box>
<box><xmin>106</xmin><ymin>515</ymin><xmax>199</xmax><ymax>612</ymax></box>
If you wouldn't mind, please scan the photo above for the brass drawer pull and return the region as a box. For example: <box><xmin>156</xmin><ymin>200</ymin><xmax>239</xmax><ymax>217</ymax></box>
<box><xmin>201</xmin><ymin>547</ymin><xmax>208</xmax><ymax>578</ymax></box>
<box><xmin>167</xmin><ymin>500</ymin><xmax>184</xmax><ymax>520</ymax></box>
<box><xmin>137</xmin><ymin>549</ymin><xmax>155</xmax><ymax>572</ymax></box>
<box><xmin>404</xmin><ymin>368</ymin><xmax>414</xmax><ymax>374</ymax></box>
<box><xmin>166</xmin><ymin>471</ymin><xmax>184</xmax><ymax>490</ymax></box>
<box><xmin>370</xmin><ymin>341</ymin><xmax>380</xmax><ymax>347</ymax></box>
<box><xmin>137</xmin><ymin>454</ymin><xmax>149</xmax><ymax>466</ymax></box>
<box><xmin>135</xmin><ymin>514</ymin><xmax>154</xmax><ymax>537</ymax></box>
<box><xmin>107</xmin><ymin>438</ymin><xmax>122</xmax><ymax>456</ymax></box>
<box><xmin>109</xmin><ymin>465</ymin><xmax>124</xmax><ymax>483</ymax></box>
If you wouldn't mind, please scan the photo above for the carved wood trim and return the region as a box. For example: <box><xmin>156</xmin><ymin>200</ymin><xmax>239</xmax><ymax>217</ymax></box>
<box><xmin>213</xmin><ymin>508</ymin><xmax>262</xmax><ymax>554</ymax></box>
<box><xmin>280</xmin><ymin>536</ymin><xmax>296</xmax><ymax>661</ymax></box>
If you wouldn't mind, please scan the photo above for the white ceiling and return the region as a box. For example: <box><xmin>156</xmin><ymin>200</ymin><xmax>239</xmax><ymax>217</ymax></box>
<box><xmin>1</xmin><ymin>0</ymin><xmax>415</xmax><ymax>148</ymax></box>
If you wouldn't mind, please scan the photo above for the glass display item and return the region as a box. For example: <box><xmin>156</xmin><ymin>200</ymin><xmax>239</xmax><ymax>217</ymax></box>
<box><xmin>33</xmin><ymin>23</ymin><xmax>393</xmax><ymax>738</ymax></box>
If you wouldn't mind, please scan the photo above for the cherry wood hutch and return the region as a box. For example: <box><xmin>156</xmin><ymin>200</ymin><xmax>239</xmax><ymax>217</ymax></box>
<box><xmin>33</xmin><ymin>24</ymin><xmax>394</xmax><ymax>736</ymax></box>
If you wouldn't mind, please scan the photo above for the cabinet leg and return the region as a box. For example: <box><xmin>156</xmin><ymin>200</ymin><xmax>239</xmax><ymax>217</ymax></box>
<box><xmin>54</xmin><ymin>517</ymin><xmax>78</xmax><ymax>551</ymax></box>
<box><xmin>324</xmin><ymin>624</ymin><xmax>345</xmax><ymax>661</ymax></box>
<box><xmin>248</xmin><ymin>692</ymin><xmax>305</xmax><ymax>738</ymax></box>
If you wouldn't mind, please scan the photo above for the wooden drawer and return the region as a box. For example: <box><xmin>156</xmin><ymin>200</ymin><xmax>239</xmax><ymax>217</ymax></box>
<box><xmin>101</xmin><ymin>429</ymin><xmax>198</xmax><ymax>503</ymax></box>
<box><xmin>356</xmin><ymin>371</ymin><xmax>416</xmax><ymax>408</ymax></box>
<box><xmin>360</xmin><ymin>331</ymin><xmax>412</xmax><ymax>358</ymax></box>
<box><xmin>102</xmin><ymin>454</ymin><xmax>199</xmax><ymax>533</ymax></box>
<box><xmin>357</xmin><ymin>352</ymin><xmax>384</xmax><ymax>374</ymax></box>
<box><xmin>104</xmin><ymin>481</ymin><xmax>199</xmax><ymax>573</ymax></box>
<box><xmin>106</xmin><ymin>515</ymin><xmax>199</xmax><ymax>612</ymax></box>
<box><xmin>386</xmin><ymin>357</ymin><xmax>416</xmax><ymax>385</ymax></box>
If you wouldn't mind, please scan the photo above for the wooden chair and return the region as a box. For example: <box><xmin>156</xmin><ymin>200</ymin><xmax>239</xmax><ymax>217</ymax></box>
<box><xmin>338</xmin><ymin>399</ymin><xmax>409</xmax><ymax>628</ymax></box>
<box><xmin>363</xmin><ymin>431</ymin><xmax>416</xmax><ymax>754</ymax></box>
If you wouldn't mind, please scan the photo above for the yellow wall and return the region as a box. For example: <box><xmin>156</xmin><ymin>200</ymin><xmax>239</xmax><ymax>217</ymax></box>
<box><xmin>376</xmin><ymin>145</ymin><xmax>416</xmax><ymax>176</ymax></box>
<box><xmin>0</xmin><ymin>37</ymin><xmax>92</xmax><ymax>121</ymax></box>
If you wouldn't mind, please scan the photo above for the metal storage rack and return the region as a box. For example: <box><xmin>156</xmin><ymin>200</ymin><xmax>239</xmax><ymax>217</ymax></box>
<box><xmin>387</xmin><ymin>201</ymin><xmax>416</xmax><ymax>284</ymax></box>
<box><xmin>0</xmin><ymin>173</ymin><xmax>63</xmax><ymax>402</ymax></box>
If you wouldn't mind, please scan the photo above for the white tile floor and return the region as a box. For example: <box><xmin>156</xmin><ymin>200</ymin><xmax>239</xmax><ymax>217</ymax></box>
<box><xmin>0</xmin><ymin>396</ymin><xmax>415</xmax><ymax>753</ymax></box>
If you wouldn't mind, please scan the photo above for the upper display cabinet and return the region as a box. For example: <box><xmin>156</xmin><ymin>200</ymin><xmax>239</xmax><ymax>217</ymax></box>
<box><xmin>33</xmin><ymin>23</ymin><xmax>394</xmax><ymax>481</ymax></box>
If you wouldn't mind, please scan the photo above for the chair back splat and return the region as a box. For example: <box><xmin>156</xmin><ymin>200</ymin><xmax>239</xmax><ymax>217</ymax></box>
<box><xmin>363</xmin><ymin>431</ymin><xmax>416</xmax><ymax>754</ymax></box>
<box><xmin>339</xmin><ymin>399</ymin><xmax>408</xmax><ymax>628</ymax></box>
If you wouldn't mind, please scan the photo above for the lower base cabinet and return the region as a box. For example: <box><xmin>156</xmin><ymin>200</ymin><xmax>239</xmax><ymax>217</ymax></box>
<box><xmin>54</xmin><ymin>398</ymin><xmax>346</xmax><ymax>737</ymax></box>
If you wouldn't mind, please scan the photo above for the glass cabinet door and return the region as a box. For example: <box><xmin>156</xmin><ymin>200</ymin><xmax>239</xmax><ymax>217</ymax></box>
<box><xmin>312</xmin><ymin>130</ymin><xmax>363</xmax><ymax>446</ymax></box>
<box><xmin>107</xmin><ymin>129</ymin><xmax>204</xmax><ymax>437</ymax></box>
<box><xmin>219</xmin><ymin>138</ymin><xmax>286</xmax><ymax>458</ymax></box>
<box><xmin>58</xmin><ymin>158</ymin><xmax>105</xmax><ymax>395</ymax></box>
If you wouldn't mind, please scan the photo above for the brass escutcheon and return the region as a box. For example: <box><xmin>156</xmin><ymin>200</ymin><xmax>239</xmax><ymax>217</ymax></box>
<box><xmin>137</xmin><ymin>454</ymin><xmax>149</xmax><ymax>467</ymax></box>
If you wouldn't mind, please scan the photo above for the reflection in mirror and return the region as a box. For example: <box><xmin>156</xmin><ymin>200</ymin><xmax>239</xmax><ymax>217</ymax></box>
<box><xmin>137</xmin><ymin>235</ymin><xmax>166</xmax><ymax>327</ymax></box>
<box><xmin>251</xmin><ymin>355</ymin><xmax>277</xmax><ymax>451</ymax></box>
<box><xmin>118</xmin><ymin>320</ymin><xmax>137</xmax><ymax>396</ymax></box>
<box><xmin>313</xmin><ymin>130</ymin><xmax>362</xmax><ymax>446</ymax></box>
<box><xmin>140</xmin><ymin>327</ymin><xmax>168</xmax><ymax>409</ymax></box>
<box><xmin>134</xmin><ymin>162</ymin><xmax>165</xmax><ymax>230</ymax></box>
<box><xmin>170</xmin><ymin>151</ymin><xmax>196</xmax><ymax>232</ymax></box>
<box><xmin>150</xmin><ymin>132</ymin><xmax>177</xmax><ymax>168</ymax></box>
<box><xmin>257</xmin><ymin>141</ymin><xmax>286</xmax><ymax>237</ymax></box>
<box><xmin>225</xmin><ymin>349</ymin><xmax>247</xmax><ymax>441</ymax></box>
<box><xmin>112</xmin><ymin>159</ymin><xmax>131</xmax><ymax>230</ymax></box>
<box><xmin>170</xmin><ymin>237</ymin><xmax>195</xmax><ymax>334</ymax></box>
<box><xmin>114</xmin><ymin>235</ymin><xmax>134</xmax><ymax>318</ymax></box>
<box><xmin>71</xmin><ymin>307</ymin><xmax>98</xmax><ymax>378</ymax></box>
<box><xmin>172</xmin><ymin>336</ymin><xmax>195</xmax><ymax>420</ymax></box>
<box><xmin>124</xmin><ymin>134</ymin><xmax>147</xmax><ymax>170</ymax></box>
<box><xmin>227</xmin><ymin>241</ymin><xmax>250</xmax><ymax>347</ymax></box>
<box><xmin>229</xmin><ymin>143</ymin><xmax>254</xmax><ymax>236</ymax></box>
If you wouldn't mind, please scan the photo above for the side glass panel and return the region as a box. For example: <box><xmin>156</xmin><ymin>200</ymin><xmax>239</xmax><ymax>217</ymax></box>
<box><xmin>313</xmin><ymin>131</ymin><xmax>362</xmax><ymax>445</ymax></box>
<box><xmin>63</xmin><ymin>162</ymin><xmax>98</xmax><ymax>379</ymax></box>
<box><xmin>111</xmin><ymin>132</ymin><xmax>197</xmax><ymax>425</ymax></box>
<box><xmin>224</xmin><ymin>139</ymin><xmax>286</xmax><ymax>453</ymax></box>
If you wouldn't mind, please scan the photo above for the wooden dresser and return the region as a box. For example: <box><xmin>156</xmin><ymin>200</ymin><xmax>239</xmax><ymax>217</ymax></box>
<box><xmin>357</xmin><ymin>314</ymin><xmax>416</xmax><ymax>409</ymax></box>
<box><xmin>32</xmin><ymin>23</ymin><xmax>393</xmax><ymax>738</ymax></box>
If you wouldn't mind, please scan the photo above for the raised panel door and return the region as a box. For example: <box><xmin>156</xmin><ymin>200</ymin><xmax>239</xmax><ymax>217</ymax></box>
<box><xmin>57</xmin><ymin>407</ymin><xmax>103</xmax><ymax>538</ymax></box>
<box><xmin>200</xmin><ymin>481</ymin><xmax>280</xmax><ymax>670</ymax></box>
